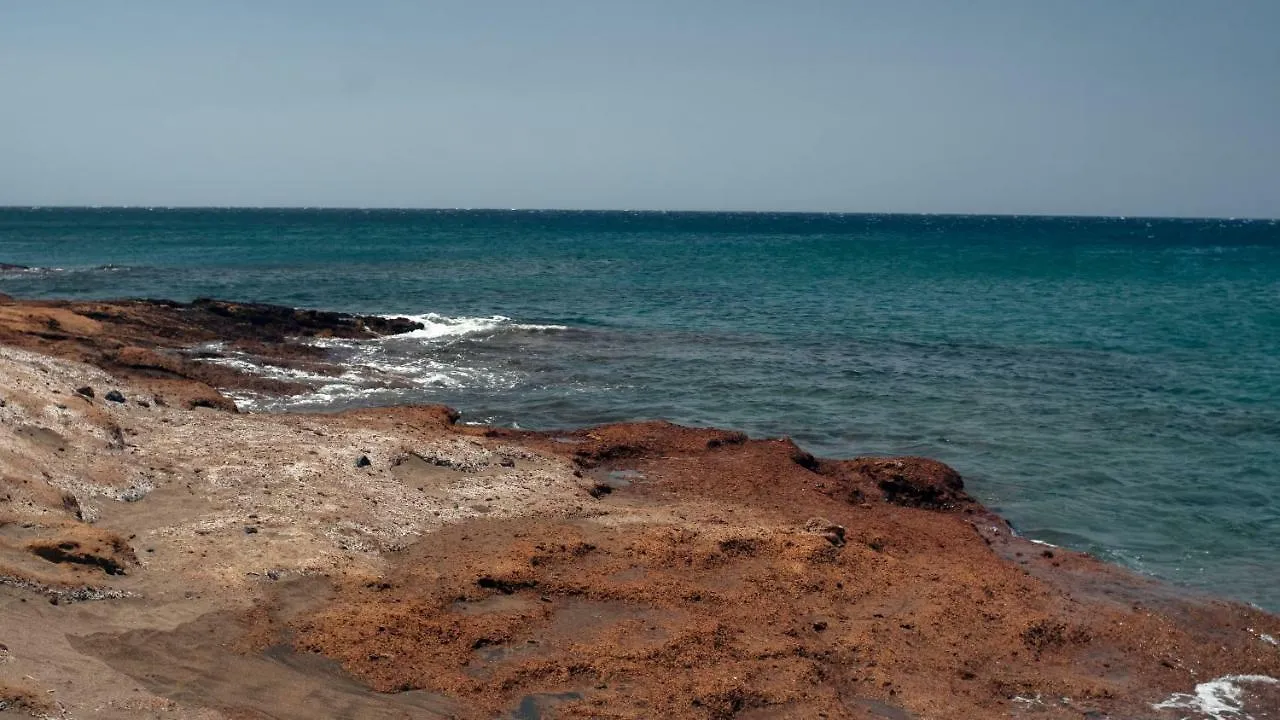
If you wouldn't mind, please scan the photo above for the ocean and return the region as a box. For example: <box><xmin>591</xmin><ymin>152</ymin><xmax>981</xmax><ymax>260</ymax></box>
<box><xmin>2</xmin><ymin>208</ymin><xmax>1278</xmax><ymax>610</ymax></box>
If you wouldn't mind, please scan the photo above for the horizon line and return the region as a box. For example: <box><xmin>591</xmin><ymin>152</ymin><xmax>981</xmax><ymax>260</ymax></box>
<box><xmin>1</xmin><ymin>205</ymin><xmax>1277</xmax><ymax>223</ymax></box>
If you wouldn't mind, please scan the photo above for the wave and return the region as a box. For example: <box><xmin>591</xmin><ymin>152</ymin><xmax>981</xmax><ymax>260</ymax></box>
<box><xmin>206</xmin><ymin>310</ymin><xmax>566</xmax><ymax>412</ymax></box>
<box><xmin>0</xmin><ymin>264</ymin><xmax>63</xmax><ymax>275</ymax></box>
<box><xmin>1153</xmin><ymin>675</ymin><xmax>1278</xmax><ymax>719</ymax></box>
<box><xmin>0</xmin><ymin>263</ymin><xmax>130</xmax><ymax>275</ymax></box>
<box><xmin>389</xmin><ymin>313</ymin><xmax>568</xmax><ymax>340</ymax></box>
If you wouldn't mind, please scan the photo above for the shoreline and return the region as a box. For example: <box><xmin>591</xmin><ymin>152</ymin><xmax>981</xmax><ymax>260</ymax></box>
<box><xmin>0</xmin><ymin>294</ymin><xmax>1278</xmax><ymax>718</ymax></box>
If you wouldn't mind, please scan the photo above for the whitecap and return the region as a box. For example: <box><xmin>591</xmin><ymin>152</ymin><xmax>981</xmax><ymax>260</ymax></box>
<box><xmin>1248</xmin><ymin>628</ymin><xmax>1279</xmax><ymax>647</ymax></box>
<box><xmin>1152</xmin><ymin>675</ymin><xmax>1278</xmax><ymax>719</ymax></box>
<box><xmin>203</xmin><ymin>310</ymin><xmax>565</xmax><ymax>412</ymax></box>
<box><xmin>383</xmin><ymin>313</ymin><xmax>568</xmax><ymax>340</ymax></box>
<box><xmin>200</xmin><ymin>354</ymin><xmax>339</xmax><ymax>384</ymax></box>
<box><xmin>391</xmin><ymin>313</ymin><xmax>512</xmax><ymax>340</ymax></box>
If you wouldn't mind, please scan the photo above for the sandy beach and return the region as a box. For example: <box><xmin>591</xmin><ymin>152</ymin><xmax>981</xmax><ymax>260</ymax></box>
<box><xmin>1</xmin><ymin>294</ymin><xmax>1278</xmax><ymax>719</ymax></box>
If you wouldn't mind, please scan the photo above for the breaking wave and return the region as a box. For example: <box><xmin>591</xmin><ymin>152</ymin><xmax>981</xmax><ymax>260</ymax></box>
<box><xmin>1153</xmin><ymin>675</ymin><xmax>1279</xmax><ymax>720</ymax></box>
<box><xmin>208</xmin><ymin>312</ymin><xmax>570</xmax><ymax>412</ymax></box>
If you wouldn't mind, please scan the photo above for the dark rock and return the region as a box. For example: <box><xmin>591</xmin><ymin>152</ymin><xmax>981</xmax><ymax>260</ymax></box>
<box><xmin>74</xmin><ymin>386</ymin><xmax>95</xmax><ymax>399</ymax></box>
<box><xmin>355</xmin><ymin>455</ymin><xmax>372</xmax><ymax>468</ymax></box>
<box><xmin>188</xmin><ymin>298</ymin><xmax>424</xmax><ymax>339</ymax></box>
<box><xmin>706</xmin><ymin>432</ymin><xmax>748</xmax><ymax>449</ymax></box>
<box><xmin>26</xmin><ymin>529</ymin><xmax>137</xmax><ymax>576</ymax></box>
<box><xmin>106</xmin><ymin>424</ymin><xmax>126</xmax><ymax>450</ymax></box>
<box><xmin>866</xmin><ymin>458</ymin><xmax>969</xmax><ymax>510</ymax></box>
<box><xmin>61</xmin><ymin>492</ymin><xmax>83</xmax><ymax>521</ymax></box>
<box><xmin>476</xmin><ymin>576</ymin><xmax>537</xmax><ymax>594</ymax></box>
<box><xmin>104</xmin><ymin>390</ymin><xmax>126</xmax><ymax>403</ymax></box>
<box><xmin>189</xmin><ymin>395</ymin><xmax>238</xmax><ymax>412</ymax></box>
<box><xmin>820</xmin><ymin>457</ymin><xmax>972</xmax><ymax>511</ymax></box>
<box><xmin>803</xmin><ymin>518</ymin><xmax>846</xmax><ymax>547</ymax></box>
<box><xmin>244</xmin><ymin>526</ymin><xmax>259</xmax><ymax>535</ymax></box>
<box><xmin>785</xmin><ymin>438</ymin><xmax>820</xmax><ymax>472</ymax></box>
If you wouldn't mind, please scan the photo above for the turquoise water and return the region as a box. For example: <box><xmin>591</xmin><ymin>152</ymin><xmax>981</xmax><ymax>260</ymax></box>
<box><xmin>2</xmin><ymin>208</ymin><xmax>1278</xmax><ymax>609</ymax></box>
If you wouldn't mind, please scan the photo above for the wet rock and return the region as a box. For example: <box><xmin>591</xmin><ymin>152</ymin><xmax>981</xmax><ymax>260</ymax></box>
<box><xmin>104</xmin><ymin>390</ymin><xmax>127</xmax><ymax>403</ymax></box>
<box><xmin>188</xmin><ymin>298</ymin><xmax>423</xmax><ymax>338</ymax></box>
<box><xmin>74</xmin><ymin>385</ymin><xmax>95</xmax><ymax>399</ymax></box>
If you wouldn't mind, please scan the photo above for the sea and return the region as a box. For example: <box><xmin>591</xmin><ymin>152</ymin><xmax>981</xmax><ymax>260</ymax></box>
<box><xmin>1</xmin><ymin>208</ymin><xmax>1277</xmax><ymax>611</ymax></box>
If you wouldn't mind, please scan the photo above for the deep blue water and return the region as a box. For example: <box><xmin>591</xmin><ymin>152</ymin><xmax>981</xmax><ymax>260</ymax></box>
<box><xmin>3</xmin><ymin>208</ymin><xmax>1278</xmax><ymax>610</ymax></box>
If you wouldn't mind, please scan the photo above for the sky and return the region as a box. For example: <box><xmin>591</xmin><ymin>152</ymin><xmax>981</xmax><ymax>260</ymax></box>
<box><xmin>1</xmin><ymin>1</ymin><xmax>1278</xmax><ymax>217</ymax></box>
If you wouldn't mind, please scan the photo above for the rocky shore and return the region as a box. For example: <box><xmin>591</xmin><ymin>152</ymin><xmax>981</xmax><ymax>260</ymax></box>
<box><xmin>0</xmin><ymin>295</ymin><xmax>1277</xmax><ymax>719</ymax></box>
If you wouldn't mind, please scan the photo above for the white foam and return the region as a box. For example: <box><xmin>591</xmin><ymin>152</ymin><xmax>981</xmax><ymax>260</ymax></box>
<box><xmin>383</xmin><ymin>313</ymin><xmax>567</xmax><ymax>340</ymax></box>
<box><xmin>1152</xmin><ymin>675</ymin><xmax>1279</xmax><ymax>719</ymax></box>
<box><xmin>201</xmin><ymin>355</ymin><xmax>340</xmax><ymax>384</ymax></box>
<box><xmin>0</xmin><ymin>265</ymin><xmax>64</xmax><ymax>274</ymax></box>
<box><xmin>393</xmin><ymin>313</ymin><xmax>512</xmax><ymax>340</ymax></box>
<box><xmin>1249</xmin><ymin>628</ymin><xmax>1278</xmax><ymax>647</ymax></box>
<box><xmin>204</xmin><ymin>311</ymin><xmax>563</xmax><ymax>411</ymax></box>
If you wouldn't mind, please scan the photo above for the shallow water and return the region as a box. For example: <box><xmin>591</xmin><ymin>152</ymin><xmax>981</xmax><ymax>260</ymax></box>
<box><xmin>2</xmin><ymin>208</ymin><xmax>1278</xmax><ymax>610</ymax></box>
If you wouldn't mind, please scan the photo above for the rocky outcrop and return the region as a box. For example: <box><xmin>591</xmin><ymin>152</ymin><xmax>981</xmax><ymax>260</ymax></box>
<box><xmin>187</xmin><ymin>298</ymin><xmax>422</xmax><ymax>339</ymax></box>
<box><xmin>0</xmin><ymin>297</ymin><xmax>427</xmax><ymax>412</ymax></box>
<box><xmin>818</xmin><ymin>456</ymin><xmax>973</xmax><ymax>511</ymax></box>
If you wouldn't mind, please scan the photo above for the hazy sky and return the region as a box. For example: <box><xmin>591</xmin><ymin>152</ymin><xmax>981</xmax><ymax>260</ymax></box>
<box><xmin>2</xmin><ymin>1</ymin><xmax>1278</xmax><ymax>216</ymax></box>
